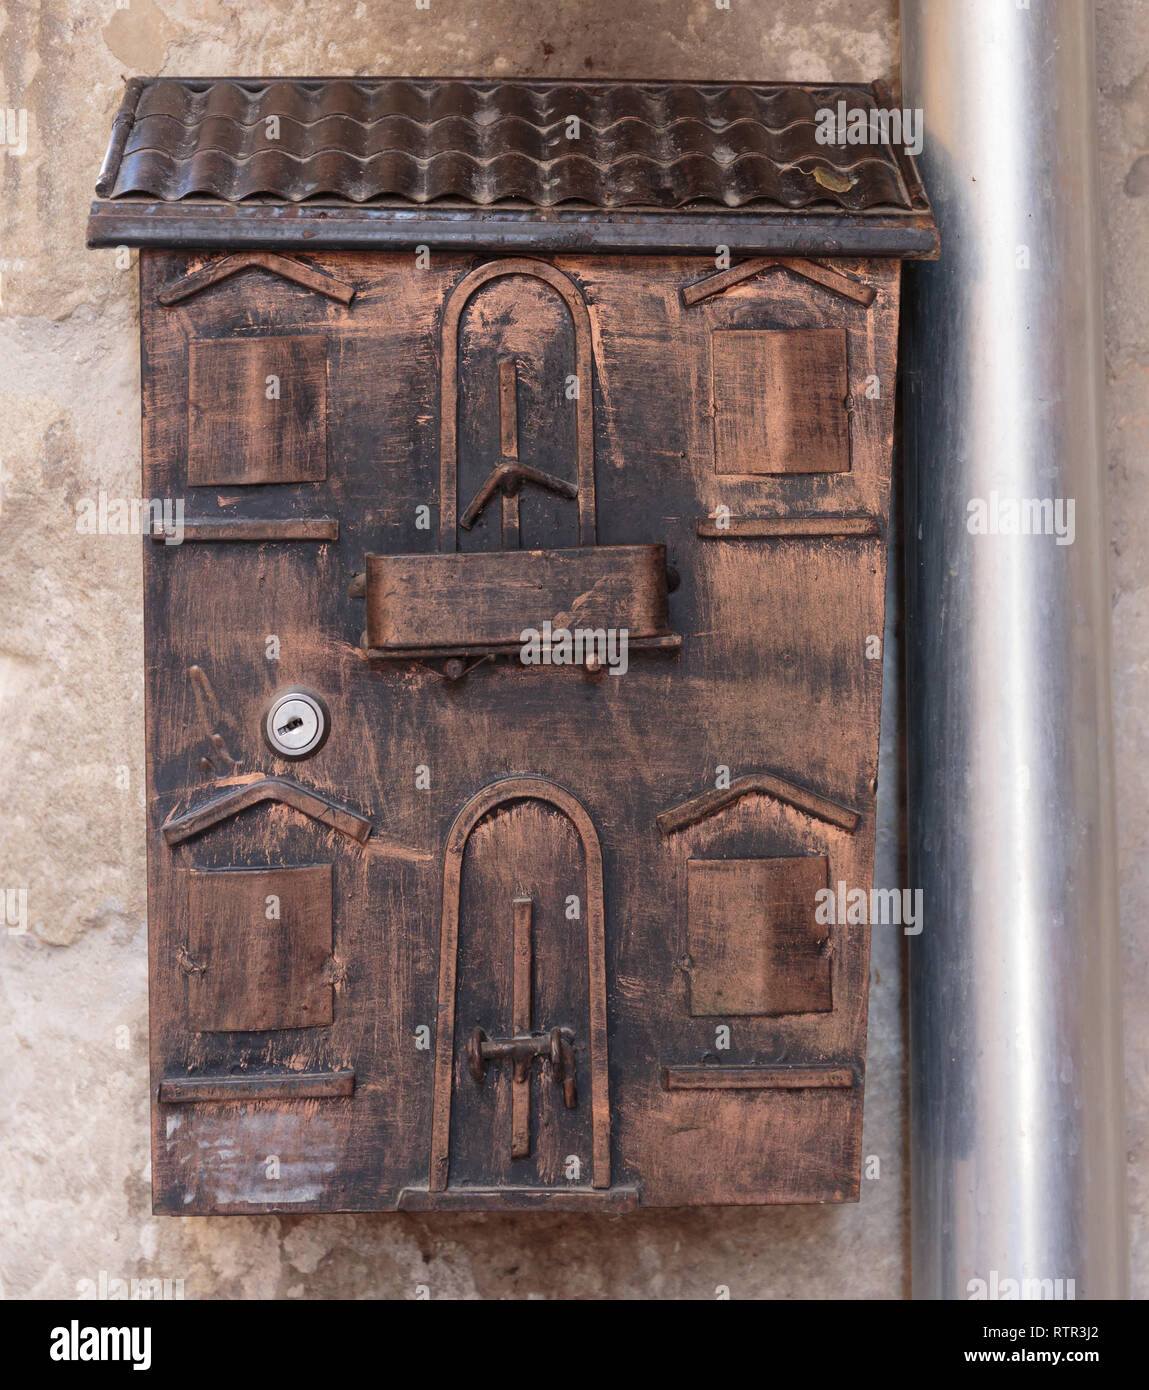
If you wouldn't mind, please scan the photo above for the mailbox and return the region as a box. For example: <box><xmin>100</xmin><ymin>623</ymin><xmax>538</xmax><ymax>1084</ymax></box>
<box><xmin>89</xmin><ymin>76</ymin><xmax>936</xmax><ymax>1212</ymax></box>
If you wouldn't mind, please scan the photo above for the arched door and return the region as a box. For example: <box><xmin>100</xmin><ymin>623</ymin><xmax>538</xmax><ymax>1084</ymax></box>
<box><xmin>438</xmin><ymin>259</ymin><xmax>598</xmax><ymax>552</ymax></box>
<box><xmin>428</xmin><ymin>778</ymin><xmax>611</xmax><ymax>1195</ymax></box>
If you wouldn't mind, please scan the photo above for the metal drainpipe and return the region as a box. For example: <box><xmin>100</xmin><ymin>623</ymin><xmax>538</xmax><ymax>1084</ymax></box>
<box><xmin>900</xmin><ymin>1</ymin><xmax>1128</xmax><ymax>1298</ymax></box>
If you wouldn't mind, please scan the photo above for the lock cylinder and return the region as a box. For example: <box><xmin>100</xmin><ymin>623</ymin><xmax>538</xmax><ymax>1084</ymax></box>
<box><xmin>262</xmin><ymin>688</ymin><xmax>330</xmax><ymax>760</ymax></box>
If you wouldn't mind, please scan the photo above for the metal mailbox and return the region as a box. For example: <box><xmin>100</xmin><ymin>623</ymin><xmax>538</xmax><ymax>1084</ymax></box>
<box><xmin>89</xmin><ymin>76</ymin><xmax>935</xmax><ymax>1212</ymax></box>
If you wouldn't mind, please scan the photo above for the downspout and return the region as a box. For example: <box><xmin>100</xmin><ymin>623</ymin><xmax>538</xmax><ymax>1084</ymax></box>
<box><xmin>901</xmin><ymin>1</ymin><xmax>1128</xmax><ymax>1298</ymax></box>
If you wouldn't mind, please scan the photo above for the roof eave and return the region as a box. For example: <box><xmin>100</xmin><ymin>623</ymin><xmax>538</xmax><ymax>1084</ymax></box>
<box><xmin>86</xmin><ymin>199</ymin><xmax>940</xmax><ymax>259</ymax></box>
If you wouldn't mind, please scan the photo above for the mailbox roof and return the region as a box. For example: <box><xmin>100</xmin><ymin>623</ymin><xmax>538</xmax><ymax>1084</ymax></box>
<box><xmin>88</xmin><ymin>77</ymin><xmax>937</xmax><ymax>257</ymax></box>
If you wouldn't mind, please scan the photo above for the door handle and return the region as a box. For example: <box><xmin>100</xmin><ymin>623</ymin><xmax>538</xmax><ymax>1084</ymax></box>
<box><xmin>466</xmin><ymin>1025</ymin><xmax>578</xmax><ymax>1108</ymax></box>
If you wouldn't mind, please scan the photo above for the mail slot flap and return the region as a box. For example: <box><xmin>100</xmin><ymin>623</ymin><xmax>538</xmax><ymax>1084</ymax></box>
<box><xmin>364</xmin><ymin>545</ymin><xmax>670</xmax><ymax>652</ymax></box>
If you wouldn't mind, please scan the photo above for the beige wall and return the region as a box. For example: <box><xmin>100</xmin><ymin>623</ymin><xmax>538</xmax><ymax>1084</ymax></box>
<box><xmin>0</xmin><ymin>0</ymin><xmax>1143</xmax><ymax>1298</ymax></box>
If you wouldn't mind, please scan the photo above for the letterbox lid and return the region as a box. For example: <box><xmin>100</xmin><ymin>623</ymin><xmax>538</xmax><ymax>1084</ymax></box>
<box><xmin>87</xmin><ymin>76</ymin><xmax>937</xmax><ymax>257</ymax></box>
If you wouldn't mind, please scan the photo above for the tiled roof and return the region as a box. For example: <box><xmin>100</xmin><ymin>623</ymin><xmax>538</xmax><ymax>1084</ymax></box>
<box><xmin>95</xmin><ymin>77</ymin><xmax>927</xmax><ymax>213</ymax></box>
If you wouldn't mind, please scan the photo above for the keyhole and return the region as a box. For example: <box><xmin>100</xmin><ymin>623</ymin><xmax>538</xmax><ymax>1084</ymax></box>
<box><xmin>263</xmin><ymin>688</ymin><xmax>329</xmax><ymax>759</ymax></box>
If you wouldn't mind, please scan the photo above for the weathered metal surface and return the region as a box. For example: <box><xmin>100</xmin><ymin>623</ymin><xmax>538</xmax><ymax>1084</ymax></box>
<box><xmin>158</xmin><ymin>1070</ymin><xmax>355</xmax><ymax>1103</ymax></box>
<box><xmin>87</xmin><ymin>77</ymin><xmax>937</xmax><ymax>257</ymax></box>
<box><xmin>151</xmin><ymin>518</ymin><xmax>340</xmax><ymax>543</ymax></box>
<box><xmin>362</xmin><ymin>546</ymin><xmax>672</xmax><ymax>653</ymax></box>
<box><xmin>86</xmin><ymin>199</ymin><xmax>939</xmax><ymax>256</ymax></box>
<box><xmin>160</xmin><ymin>776</ymin><xmax>373</xmax><ymax>846</ymax></box>
<box><xmin>137</xmin><ymin>247</ymin><xmax>903</xmax><ymax>1211</ymax></box>
<box><xmin>97</xmin><ymin>77</ymin><xmax>926</xmax><ymax>210</ymax></box>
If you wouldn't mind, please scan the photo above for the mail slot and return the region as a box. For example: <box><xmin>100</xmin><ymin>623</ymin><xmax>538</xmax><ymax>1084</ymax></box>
<box><xmin>89</xmin><ymin>75</ymin><xmax>935</xmax><ymax>1214</ymax></box>
<box><xmin>363</xmin><ymin>545</ymin><xmax>673</xmax><ymax>654</ymax></box>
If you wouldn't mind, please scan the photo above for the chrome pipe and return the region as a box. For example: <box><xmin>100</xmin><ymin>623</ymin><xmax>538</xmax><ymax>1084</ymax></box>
<box><xmin>901</xmin><ymin>0</ymin><xmax>1128</xmax><ymax>1299</ymax></box>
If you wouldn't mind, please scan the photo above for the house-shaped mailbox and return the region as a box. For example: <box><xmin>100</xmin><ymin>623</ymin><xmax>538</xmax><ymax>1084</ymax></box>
<box><xmin>89</xmin><ymin>77</ymin><xmax>936</xmax><ymax>1212</ymax></box>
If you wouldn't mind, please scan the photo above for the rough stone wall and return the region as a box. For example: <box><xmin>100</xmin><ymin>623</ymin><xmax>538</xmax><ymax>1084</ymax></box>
<box><xmin>0</xmin><ymin>0</ymin><xmax>1142</xmax><ymax>1299</ymax></box>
